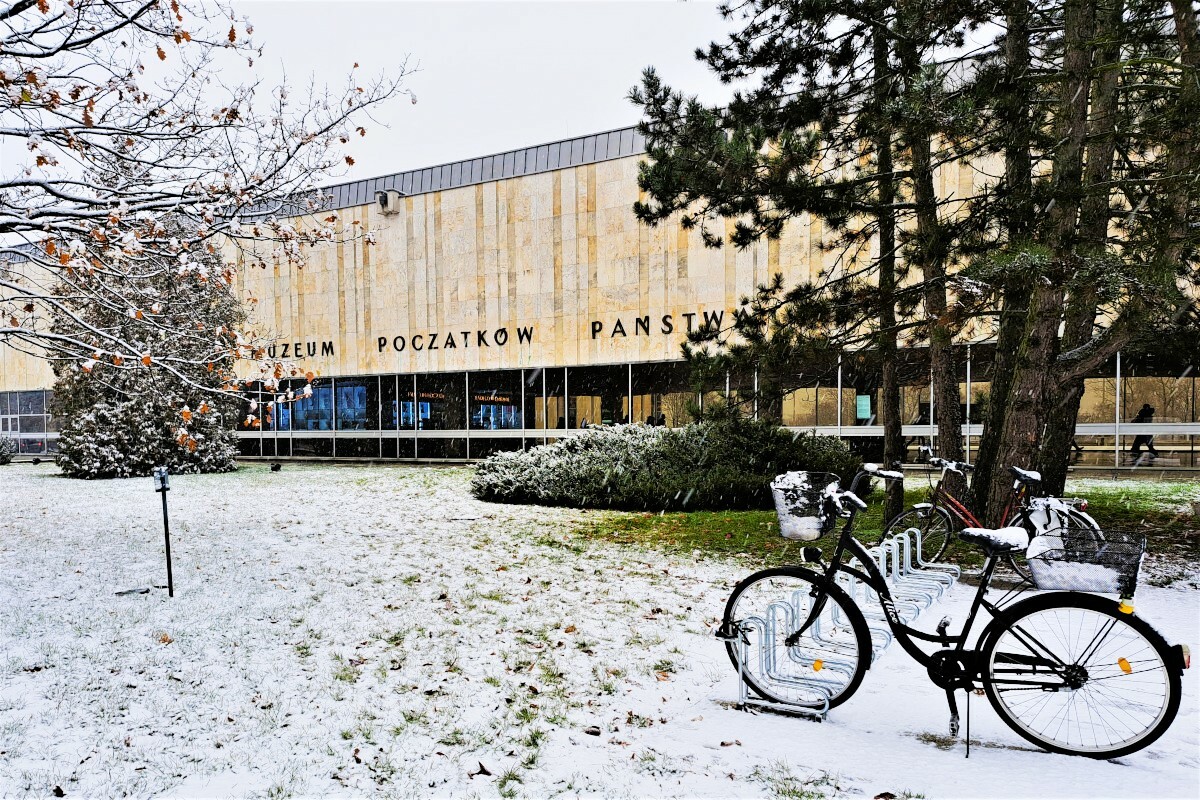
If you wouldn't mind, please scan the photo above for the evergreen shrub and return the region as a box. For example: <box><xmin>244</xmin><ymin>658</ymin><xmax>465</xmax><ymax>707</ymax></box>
<box><xmin>471</xmin><ymin>417</ymin><xmax>861</xmax><ymax>511</ymax></box>
<box><xmin>0</xmin><ymin>436</ymin><xmax>15</xmax><ymax>465</ymax></box>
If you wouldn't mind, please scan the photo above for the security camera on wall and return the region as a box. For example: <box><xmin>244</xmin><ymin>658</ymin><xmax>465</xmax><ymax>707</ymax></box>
<box><xmin>376</xmin><ymin>189</ymin><xmax>404</xmax><ymax>215</ymax></box>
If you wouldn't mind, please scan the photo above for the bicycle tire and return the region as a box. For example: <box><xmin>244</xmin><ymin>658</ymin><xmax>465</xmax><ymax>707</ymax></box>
<box><xmin>981</xmin><ymin>591</ymin><xmax>1182</xmax><ymax>759</ymax></box>
<box><xmin>883</xmin><ymin>505</ymin><xmax>955</xmax><ymax>562</ymax></box>
<box><xmin>722</xmin><ymin>566</ymin><xmax>871</xmax><ymax>710</ymax></box>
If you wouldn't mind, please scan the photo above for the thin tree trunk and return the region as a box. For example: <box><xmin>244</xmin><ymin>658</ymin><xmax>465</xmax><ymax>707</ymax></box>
<box><xmin>895</xmin><ymin>21</ymin><xmax>965</xmax><ymax>496</ymax></box>
<box><xmin>874</xmin><ymin>28</ymin><xmax>904</xmax><ymax>522</ymax></box>
<box><xmin>972</xmin><ymin>0</ymin><xmax>1034</xmax><ymax>515</ymax></box>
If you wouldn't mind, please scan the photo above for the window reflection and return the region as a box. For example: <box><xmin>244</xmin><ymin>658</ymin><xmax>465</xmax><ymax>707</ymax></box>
<box><xmin>334</xmin><ymin>377</ymin><xmax>379</xmax><ymax>430</ymax></box>
<box><xmin>417</xmin><ymin>373</ymin><xmax>466</xmax><ymax>430</ymax></box>
<box><xmin>470</xmin><ymin>370</ymin><xmax>523</xmax><ymax>430</ymax></box>
<box><xmin>568</xmin><ymin>365</ymin><xmax>629</xmax><ymax>427</ymax></box>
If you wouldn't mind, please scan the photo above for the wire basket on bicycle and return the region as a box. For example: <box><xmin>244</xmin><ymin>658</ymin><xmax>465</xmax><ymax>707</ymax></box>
<box><xmin>771</xmin><ymin>471</ymin><xmax>839</xmax><ymax>541</ymax></box>
<box><xmin>1025</xmin><ymin>529</ymin><xmax>1146</xmax><ymax>597</ymax></box>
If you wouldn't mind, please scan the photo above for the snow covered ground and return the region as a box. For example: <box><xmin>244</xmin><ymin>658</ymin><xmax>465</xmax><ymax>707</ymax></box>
<box><xmin>1</xmin><ymin>463</ymin><xmax>1197</xmax><ymax>799</ymax></box>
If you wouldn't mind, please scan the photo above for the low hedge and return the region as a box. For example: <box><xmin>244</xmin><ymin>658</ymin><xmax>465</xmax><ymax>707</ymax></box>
<box><xmin>471</xmin><ymin>418</ymin><xmax>861</xmax><ymax>511</ymax></box>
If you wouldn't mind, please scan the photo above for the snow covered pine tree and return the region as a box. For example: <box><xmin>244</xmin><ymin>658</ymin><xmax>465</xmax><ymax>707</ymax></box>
<box><xmin>52</xmin><ymin>219</ymin><xmax>245</xmax><ymax>478</ymax></box>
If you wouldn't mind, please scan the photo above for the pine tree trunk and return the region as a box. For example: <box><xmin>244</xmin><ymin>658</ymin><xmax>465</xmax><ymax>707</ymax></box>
<box><xmin>874</xmin><ymin>29</ymin><xmax>904</xmax><ymax>522</ymax></box>
<box><xmin>971</xmin><ymin>0</ymin><xmax>1034</xmax><ymax>515</ymax></box>
<box><xmin>896</xmin><ymin>24</ymin><xmax>965</xmax><ymax>496</ymax></box>
<box><xmin>985</xmin><ymin>286</ymin><xmax>1066</xmax><ymax>520</ymax></box>
<box><xmin>1038</xmin><ymin>0</ymin><xmax>1125</xmax><ymax>496</ymax></box>
<box><xmin>985</xmin><ymin>0</ymin><xmax>1096</xmax><ymax>520</ymax></box>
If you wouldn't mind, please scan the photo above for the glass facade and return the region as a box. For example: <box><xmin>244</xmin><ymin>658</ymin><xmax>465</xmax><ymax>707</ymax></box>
<box><xmin>5</xmin><ymin>352</ymin><xmax>1198</xmax><ymax>466</ymax></box>
<box><xmin>0</xmin><ymin>390</ymin><xmax>55</xmax><ymax>455</ymax></box>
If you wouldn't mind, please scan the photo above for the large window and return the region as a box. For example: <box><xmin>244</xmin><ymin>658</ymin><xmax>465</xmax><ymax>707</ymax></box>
<box><xmin>567</xmin><ymin>365</ymin><xmax>629</xmax><ymax>427</ymax></box>
<box><xmin>469</xmin><ymin>370</ymin><xmax>523</xmax><ymax>430</ymax></box>
<box><xmin>290</xmin><ymin>380</ymin><xmax>334</xmax><ymax>431</ymax></box>
<box><xmin>632</xmin><ymin>362</ymin><xmax>691</xmax><ymax>426</ymax></box>
<box><xmin>417</xmin><ymin>372</ymin><xmax>466</xmax><ymax>430</ymax></box>
<box><xmin>335</xmin><ymin>377</ymin><xmax>380</xmax><ymax>430</ymax></box>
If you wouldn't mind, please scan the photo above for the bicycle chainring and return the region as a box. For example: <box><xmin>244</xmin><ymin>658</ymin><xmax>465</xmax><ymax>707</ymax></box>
<box><xmin>927</xmin><ymin>650</ymin><xmax>976</xmax><ymax>690</ymax></box>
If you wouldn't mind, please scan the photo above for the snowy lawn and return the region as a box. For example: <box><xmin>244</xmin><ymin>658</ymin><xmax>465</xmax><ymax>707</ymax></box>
<box><xmin>1</xmin><ymin>463</ymin><xmax>1197</xmax><ymax>799</ymax></box>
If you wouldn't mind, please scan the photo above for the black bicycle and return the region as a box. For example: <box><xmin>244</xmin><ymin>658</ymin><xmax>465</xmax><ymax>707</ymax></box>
<box><xmin>720</xmin><ymin>466</ymin><xmax>1190</xmax><ymax>759</ymax></box>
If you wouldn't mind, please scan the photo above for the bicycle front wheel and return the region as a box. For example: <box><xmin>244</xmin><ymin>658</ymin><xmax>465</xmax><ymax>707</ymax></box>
<box><xmin>982</xmin><ymin>592</ymin><xmax>1182</xmax><ymax>758</ymax></box>
<box><xmin>884</xmin><ymin>505</ymin><xmax>954</xmax><ymax>562</ymax></box>
<box><xmin>722</xmin><ymin>567</ymin><xmax>871</xmax><ymax>710</ymax></box>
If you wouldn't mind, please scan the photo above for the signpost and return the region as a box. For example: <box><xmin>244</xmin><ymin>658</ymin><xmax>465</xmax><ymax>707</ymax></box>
<box><xmin>152</xmin><ymin>466</ymin><xmax>174</xmax><ymax>598</ymax></box>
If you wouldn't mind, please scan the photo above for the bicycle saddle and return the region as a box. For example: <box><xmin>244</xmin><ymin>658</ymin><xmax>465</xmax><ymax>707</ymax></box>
<box><xmin>1007</xmin><ymin>466</ymin><xmax>1042</xmax><ymax>485</ymax></box>
<box><xmin>959</xmin><ymin>526</ymin><xmax>1030</xmax><ymax>553</ymax></box>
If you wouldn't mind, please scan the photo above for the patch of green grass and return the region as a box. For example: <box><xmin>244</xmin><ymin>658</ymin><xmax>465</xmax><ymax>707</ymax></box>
<box><xmin>581</xmin><ymin>479</ymin><xmax>1200</xmax><ymax>567</ymax></box>
<box><xmin>332</xmin><ymin>663</ymin><xmax>359</xmax><ymax>683</ymax></box>
<box><xmin>437</xmin><ymin>728</ymin><xmax>467</xmax><ymax>746</ymax></box>
<box><xmin>497</xmin><ymin>769</ymin><xmax>522</xmax><ymax>799</ymax></box>
<box><xmin>1065</xmin><ymin>479</ymin><xmax>1200</xmax><ymax>558</ymax></box>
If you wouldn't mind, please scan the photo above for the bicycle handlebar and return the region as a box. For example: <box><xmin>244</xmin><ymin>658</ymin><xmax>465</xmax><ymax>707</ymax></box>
<box><xmin>861</xmin><ymin>462</ymin><xmax>905</xmax><ymax>482</ymax></box>
<box><xmin>929</xmin><ymin>457</ymin><xmax>974</xmax><ymax>474</ymax></box>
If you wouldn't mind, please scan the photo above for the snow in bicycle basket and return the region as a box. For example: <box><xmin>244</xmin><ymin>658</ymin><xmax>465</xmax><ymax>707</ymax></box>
<box><xmin>1025</xmin><ymin>529</ymin><xmax>1146</xmax><ymax>597</ymax></box>
<box><xmin>771</xmin><ymin>471</ymin><xmax>839</xmax><ymax>541</ymax></box>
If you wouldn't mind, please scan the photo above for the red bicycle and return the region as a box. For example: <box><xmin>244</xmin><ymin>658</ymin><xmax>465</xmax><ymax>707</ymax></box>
<box><xmin>883</xmin><ymin>456</ymin><xmax>1098</xmax><ymax>575</ymax></box>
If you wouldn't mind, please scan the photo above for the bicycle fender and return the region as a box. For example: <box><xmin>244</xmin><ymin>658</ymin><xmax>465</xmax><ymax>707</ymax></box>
<box><xmin>976</xmin><ymin>592</ymin><xmax>1182</xmax><ymax>673</ymax></box>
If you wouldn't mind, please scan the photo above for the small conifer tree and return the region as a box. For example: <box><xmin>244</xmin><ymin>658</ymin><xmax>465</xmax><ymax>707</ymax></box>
<box><xmin>51</xmin><ymin>220</ymin><xmax>245</xmax><ymax>479</ymax></box>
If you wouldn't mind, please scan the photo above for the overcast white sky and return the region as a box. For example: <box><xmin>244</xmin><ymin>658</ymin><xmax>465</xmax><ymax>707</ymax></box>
<box><xmin>232</xmin><ymin>0</ymin><xmax>738</xmax><ymax>183</ymax></box>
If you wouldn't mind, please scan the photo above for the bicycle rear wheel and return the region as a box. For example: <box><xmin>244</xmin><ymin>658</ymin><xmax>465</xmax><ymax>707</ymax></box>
<box><xmin>722</xmin><ymin>566</ymin><xmax>871</xmax><ymax>709</ymax></box>
<box><xmin>981</xmin><ymin>592</ymin><xmax>1181</xmax><ymax>758</ymax></box>
<box><xmin>1005</xmin><ymin>508</ymin><xmax>1102</xmax><ymax>579</ymax></box>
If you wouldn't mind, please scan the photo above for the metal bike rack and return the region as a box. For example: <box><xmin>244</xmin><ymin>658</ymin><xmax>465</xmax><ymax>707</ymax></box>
<box><xmin>730</xmin><ymin>528</ymin><xmax>958</xmax><ymax>714</ymax></box>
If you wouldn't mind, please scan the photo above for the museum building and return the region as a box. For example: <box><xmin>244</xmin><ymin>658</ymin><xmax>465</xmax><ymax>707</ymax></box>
<box><xmin>1</xmin><ymin>125</ymin><xmax>1197</xmax><ymax>466</ymax></box>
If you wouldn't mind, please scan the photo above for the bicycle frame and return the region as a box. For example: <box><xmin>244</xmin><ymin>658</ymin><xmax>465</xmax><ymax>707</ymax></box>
<box><xmin>922</xmin><ymin>466</ymin><xmax>1029</xmax><ymax>530</ymax></box>
<box><xmin>809</xmin><ymin>512</ymin><xmax>1007</xmax><ymax>676</ymax></box>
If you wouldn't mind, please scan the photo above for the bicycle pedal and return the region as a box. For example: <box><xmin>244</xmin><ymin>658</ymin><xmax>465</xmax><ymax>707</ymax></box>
<box><xmin>949</xmin><ymin>713</ymin><xmax>960</xmax><ymax>739</ymax></box>
<box><xmin>713</xmin><ymin>620</ymin><xmax>740</xmax><ymax>641</ymax></box>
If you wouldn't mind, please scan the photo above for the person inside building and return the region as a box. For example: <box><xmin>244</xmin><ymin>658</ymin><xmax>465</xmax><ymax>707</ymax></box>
<box><xmin>1130</xmin><ymin>403</ymin><xmax>1160</xmax><ymax>465</ymax></box>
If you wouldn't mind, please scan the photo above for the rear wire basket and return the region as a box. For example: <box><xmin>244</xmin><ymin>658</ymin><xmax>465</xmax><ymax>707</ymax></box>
<box><xmin>771</xmin><ymin>471</ymin><xmax>839</xmax><ymax>541</ymax></box>
<box><xmin>1025</xmin><ymin>529</ymin><xmax>1146</xmax><ymax>597</ymax></box>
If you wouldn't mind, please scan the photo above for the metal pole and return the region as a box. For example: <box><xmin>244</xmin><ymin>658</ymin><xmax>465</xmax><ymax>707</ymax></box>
<box><xmin>965</xmin><ymin>346</ymin><xmax>972</xmax><ymax>464</ymax></box>
<box><xmin>753</xmin><ymin>367</ymin><xmax>759</xmax><ymax>421</ymax></box>
<box><xmin>929</xmin><ymin>366</ymin><xmax>935</xmax><ymax>453</ymax></box>
<box><xmin>464</xmin><ymin>370</ymin><xmax>470</xmax><ymax>460</ymax></box>
<box><xmin>628</xmin><ymin>363</ymin><xmax>634</xmax><ymax>424</ymax></box>
<box><xmin>836</xmin><ymin>354</ymin><xmax>843</xmax><ymax>437</ymax></box>
<box><xmin>1115</xmin><ymin>351</ymin><xmax>1122</xmax><ymax>470</ymax></box>
<box><xmin>160</xmin><ymin>487</ymin><xmax>173</xmax><ymax>598</ymax></box>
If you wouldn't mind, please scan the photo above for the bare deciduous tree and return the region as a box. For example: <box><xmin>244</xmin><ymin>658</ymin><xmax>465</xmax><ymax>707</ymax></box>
<box><xmin>1</xmin><ymin>0</ymin><xmax>413</xmax><ymax>441</ymax></box>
